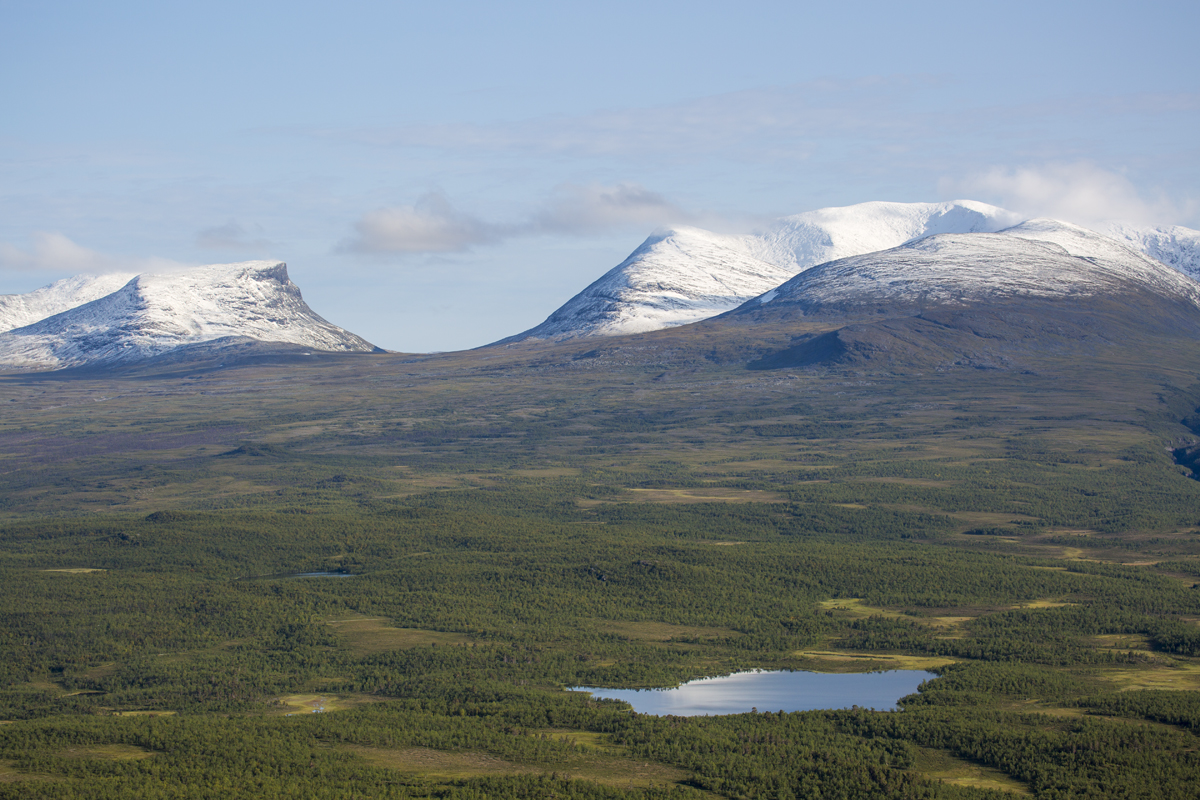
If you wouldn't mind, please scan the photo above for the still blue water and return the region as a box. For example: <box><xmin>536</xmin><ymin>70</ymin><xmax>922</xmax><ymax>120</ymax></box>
<box><xmin>570</xmin><ymin>669</ymin><xmax>933</xmax><ymax>716</ymax></box>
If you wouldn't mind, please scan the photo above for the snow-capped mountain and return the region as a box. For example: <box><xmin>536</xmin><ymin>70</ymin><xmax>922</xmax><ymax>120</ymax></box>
<box><xmin>500</xmin><ymin>200</ymin><xmax>1024</xmax><ymax>343</ymax></box>
<box><xmin>0</xmin><ymin>273</ymin><xmax>136</xmax><ymax>333</ymax></box>
<box><xmin>735</xmin><ymin>220</ymin><xmax>1200</xmax><ymax>318</ymax></box>
<box><xmin>498</xmin><ymin>200</ymin><xmax>1200</xmax><ymax>345</ymax></box>
<box><xmin>496</xmin><ymin>227</ymin><xmax>793</xmax><ymax>342</ymax></box>
<box><xmin>0</xmin><ymin>261</ymin><xmax>379</xmax><ymax>371</ymax></box>
<box><xmin>745</xmin><ymin>199</ymin><xmax>1024</xmax><ymax>270</ymax></box>
<box><xmin>728</xmin><ymin>220</ymin><xmax>1200</xmax><ymax>372</ymax></box>
<box><xmin>1098</xmin><ymin>222</ymin><xmax>1200</xmax><ymax>282</ymax></box>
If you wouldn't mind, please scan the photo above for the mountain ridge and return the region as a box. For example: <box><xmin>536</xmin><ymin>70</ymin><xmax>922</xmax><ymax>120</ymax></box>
<box><xmin>0</xmin><ymin>273</ymin><xmax>137</xmax><ymax>333</ymax></box>
<box><xmin>0</xmin><ymin>261</ymin><xmax>379</xmax><ymax>371</ymax></box>
<box><xmin>498</xmin><ymin>201</ymin><xmax>1200</xmax><ymax>345</ymax></box>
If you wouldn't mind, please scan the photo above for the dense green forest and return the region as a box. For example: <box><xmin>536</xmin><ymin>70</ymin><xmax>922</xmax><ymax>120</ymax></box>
<box><xmin>3</xmin><ymin>340</ymin><xmax>1200</xmax><ymax>797</ymax></box>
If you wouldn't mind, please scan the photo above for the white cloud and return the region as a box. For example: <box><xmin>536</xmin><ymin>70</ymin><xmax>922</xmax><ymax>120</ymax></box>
<box><xmin>340</xmin><ymin>183</ymin><xmax>695</xmax><ymax>256</ymax></box>
<box><xmin>197</xmin><ymin>221</ymin><xmax>273</xmax><ymax>251</ymax></box>
<box><xmin>338</xmin><ymin>192</ymin><xmax>501</xmax><ymax>254</ymax></box>
<box><xmin>0</xmin><ymin>231</ymin><xmax>112</xmax><ymax>272</ymax></box>
<box><xmin>533</xmin><ymin>183</ymin><xmax>691</xmax><ymax>235</ymax></box>
<box><xmin>943</xmin><ymin>162</ymin><xmax>1193</xmax><ymax>228</ymax></box>
<box><xmin>0</xmin><ymin>231</ymin><xmax>187</xmax><ymax>275</ymax></box>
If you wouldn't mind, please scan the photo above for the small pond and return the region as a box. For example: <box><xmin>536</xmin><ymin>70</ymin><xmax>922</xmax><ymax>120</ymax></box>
<box><xmin>291</xmin><ymin>572</ymin><xmax>356</xmax><ymax>578</ymax></box>
<box><xmin>570</xmin><ymin>669</ymin><xmax>934</xmax><ymax>716</ymax></box>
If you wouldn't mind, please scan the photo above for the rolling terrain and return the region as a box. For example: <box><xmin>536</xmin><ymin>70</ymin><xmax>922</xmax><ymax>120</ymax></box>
<box><xmin>3</xmin><ymin>207</ymin><xmax>1200</xmax><ymax>797</ymax></box>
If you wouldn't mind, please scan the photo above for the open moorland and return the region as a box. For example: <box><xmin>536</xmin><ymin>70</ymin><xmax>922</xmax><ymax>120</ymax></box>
<box><xmin>2</xmin><ymin>326</ymin><xmax>1200</xmax><ymax>798</ymax></box>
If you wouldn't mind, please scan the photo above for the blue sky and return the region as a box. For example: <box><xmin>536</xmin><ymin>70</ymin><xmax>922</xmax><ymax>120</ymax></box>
<box><xmin>2</xmin><ymin>0</ymin><xmax>1198</xmax><ymax>351</ymax></box>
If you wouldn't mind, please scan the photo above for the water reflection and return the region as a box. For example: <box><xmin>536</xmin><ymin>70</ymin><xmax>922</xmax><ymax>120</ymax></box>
<box><xmin>571</xmin><ymin>669</ymin><xmax>933</xmax><ymax>716</ymax></box>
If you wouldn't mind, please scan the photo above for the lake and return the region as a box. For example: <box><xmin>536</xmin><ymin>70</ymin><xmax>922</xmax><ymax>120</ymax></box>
<box><xmin>570</xmin><ymin>669</ymin><xmax>934</xmax><ymax>716</ymax></box>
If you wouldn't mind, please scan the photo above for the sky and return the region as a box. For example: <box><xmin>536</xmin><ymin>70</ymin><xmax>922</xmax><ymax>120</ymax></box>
<box><xmin>2</xmin><ymin>0</ymin><xmax>1199</xmax><ymax>352</ymax></box>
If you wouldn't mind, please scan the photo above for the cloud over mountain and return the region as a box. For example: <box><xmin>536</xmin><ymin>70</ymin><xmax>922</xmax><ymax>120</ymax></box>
<box><xmin>339</xmin><ymin>183</ymin><xmax>692</xmax><ymax>255</ymax></box>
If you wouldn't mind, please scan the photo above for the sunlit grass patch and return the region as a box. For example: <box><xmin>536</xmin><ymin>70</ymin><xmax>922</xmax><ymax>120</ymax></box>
<box><xmin>852</xmin><ymin>477</ymin><xmax>959</xmax><ymax>487</ymax></box>
<box><xmin>788</xmin><ymin>650</ymin><xmax>957</xmax><ymax>672</ymax></box>
<box><xmin>818</xmin><ymin>598</ymin><xmax>971</xmax><ymax>632</ymax></box>
<box><xmin>1102</xmin><ymin>661</ymin><xmax>1200</xmax><ymax>691</ymax></box>
<box><xmin>912</xmin><ymin>746</ymin><xmax>1030</xmax><ymax>795</ymax></box>
<box><xmin>578</xmin><ymin>487</ymin><xmax>785</xmax><ymax>505</ymax></box>
<box><xmin>326</xmin><ymin>616</ymin><xmax>473</xmax><ymax>655</ymax></box>
<box><xmin>22</xmin><ymin>680</ymin><xmax>62</xmax><ymax>693</ymax></box>
<box><xmin>534</xmin><ymin>729</ymin><xmax>617</xmax><ymax>752</ymax></box>
<box><xmin>507</xmin><ymin>467</ymin><xmax>582</xmax><ymax>478</ymax></box>
<box><xmin>1087</xmin><ymin>634</ymin><xmax>1152</xmax><ymax>653</ymax></box>
<box><xmin>344</xmin><ymin>742</ymin><xmax>702</xmax><ymax>792</ymax></box>
<box><xmin>819</xmin><ymin>598</ymin><xmax>908</xmax><ymax>619</ymax></box>
<box><xmin>272</xmin><ymin>694</ymin><xmax>343</xmax><ymax>715</ymax></box>
<box><xmin>344</xmin><ymin>744</ymin><xmax>537</xmax><ymax>778</ymax></box>
<box><xmin>819</xmin><ymin>599</ymin><xmax>973</xmax><ymax>633</ymax></box>
<box><xmin>1016</xmin><ymin>599</ymin><xmax>1074</xmax><ymax>609</ymax></box>
<box><xmin>0</xmin><ymin>757</ymin><xmax>50</xmax><ymax>783</ymax></box>
<box><xmin>56</xmin><ymin>744</ymin><xmax>156</xmax><ymax>761</ymax></box>
<box><xmin>594</xmin><ymin>620</ymin><xmax>741</xmax><ymax>643</ymax></box>
<box><xmin>40</xmin><ymin>568</ymin><xmax>106</xmax><ymax>574</ymax></box>
<box><xmin>628</xmin><ymin>487</ymin><xmax>785</xmax><ymax>503</ymax></box>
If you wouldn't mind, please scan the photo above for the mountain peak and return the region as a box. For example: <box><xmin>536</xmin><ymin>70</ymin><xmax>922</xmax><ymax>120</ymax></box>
<box><xmin>499</xmin><ymin>200</ymin><xmax>1026</xmax><ymax>344</ymax></box>
<box><xmin>0</xmin><ymin>260</ymin><xmax>378</xmax><ymax>371</ymax></box>
<box><xmin>734</xmin><ymin>221</ymin><xmax>1200</xmax><ymax>320</ymax></box>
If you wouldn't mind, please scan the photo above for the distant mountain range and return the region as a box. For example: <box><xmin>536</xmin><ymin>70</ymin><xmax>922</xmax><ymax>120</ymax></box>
<box><xmin>499</xmin><ymin>201</ymin><xmax>1200</xmax><ymax>344</ymax></box>
<box><xmin>0</xmin><ymin>261</ymin><xmax>379</xmax><ymax>371</ymax></box>
<box><xmin>3</xmin><ymin>201</ymin><xmax>1200</xmax><ymax>373</ymax></box>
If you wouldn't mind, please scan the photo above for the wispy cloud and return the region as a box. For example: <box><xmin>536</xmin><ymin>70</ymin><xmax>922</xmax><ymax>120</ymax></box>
<box><xmin>339</xmin><ymin>183</ymin><xmax>696</xmax><ymax>255</ymax></box>
<box><xmin>313</xmin><ymin>77</ymin><xmax>929</xmax><ymax>160</ymax></box>
<box><xmin>532</xmin><ymin>183</ymin><xmax>690</xmax><ymax>235</ymax></box>
<box><xmin>0</xmin><ymin>231</ymin><xmax>185</xmax><ymax>274</ymax></box>
<box><xmin>943</xmin><ymin>162</ymin><xmax>1195</xmax><ymax>228</ymax></box>
<box><xmin>310</xmin><ymin>78</ymin><xmax>1200</xmax><ymax>172</ymax></box>
<box><xmin>197</xmin><ymin>221</ymin><xmax>274</xmax><ymax>251</ymax></box>
<box><xmin>338</xmin><ymin>192</ymin><xmax>503</xmax><ymax>254</ymax></box>
<box><xmin>0</xmin><ymin>231</ymin><xmax>112</xmax><ymax>273</ymax></box>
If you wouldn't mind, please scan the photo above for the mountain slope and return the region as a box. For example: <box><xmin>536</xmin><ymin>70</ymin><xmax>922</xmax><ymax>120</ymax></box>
<box><xmin>0</xmin><ymin>261</ymin><xmax>379</xmax><ymax>371</ymax></box>
<box><xmin>1099</xmin><ymin>221</ymin><xmax>1200</xmax><ymax>282</ymax></box>
<box><xmin>746</xmin><ymin>199</ymin><xmax>1023</xmax><ymax>270</ymax></box>
<box><xmin>0</xmin><ymin>273</ymin><xmax>137</xmax><ymax>332</ymax></box>
<box><xmin>735</xmin><ymin>220</ymin><xmax>1200</xmax><ymax>319</ymax></box>
<box><xmin>500</xmin><ymin>200</ymin><xmax>1024</xmax><ymax>343</ymax></box>
<box><xmin>717</xmin><ymin>220</ymin><xmax>1200</xmax><ymax>372</ymax></box>
<box><xmin>496</xmin><ymin>227</ymin><xmax>793</xmax><ymax>342</ymax></box>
